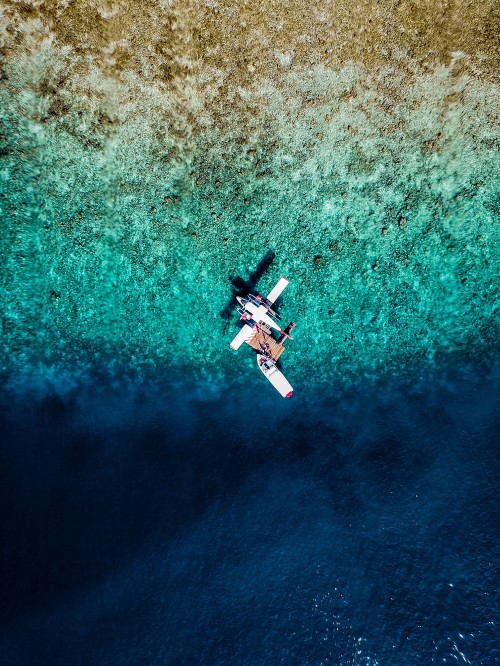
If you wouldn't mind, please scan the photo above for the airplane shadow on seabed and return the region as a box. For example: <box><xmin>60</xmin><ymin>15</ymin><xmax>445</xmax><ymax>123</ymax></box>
<box><xmin>220</xmin><ymin>249</ymin><xmax>277</xmax><ymax>321</ymax></box>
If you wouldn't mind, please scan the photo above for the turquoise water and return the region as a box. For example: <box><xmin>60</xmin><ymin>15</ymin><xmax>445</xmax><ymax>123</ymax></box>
<box><xmin>1</xmin><ymin>47</ymin><xmax>499</xmax><ymax>393</ymax></box>
<box><xmin>1</xmin><ymin>4</ymin><xmax>499</xmax><ymax>664</ymax></box>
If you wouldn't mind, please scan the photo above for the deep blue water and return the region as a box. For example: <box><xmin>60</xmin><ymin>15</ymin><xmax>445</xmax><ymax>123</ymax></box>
<box><xmin>1</xmin><ymin>367</ymin><xmax>499</xmax><ymax>665</ymax></box>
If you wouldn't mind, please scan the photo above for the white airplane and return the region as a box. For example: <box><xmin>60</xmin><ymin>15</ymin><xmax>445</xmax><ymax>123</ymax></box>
<box><xmin>229</xmin><ymin>276</ymin><xmax>295</xmax><ymax>398</ymax></box>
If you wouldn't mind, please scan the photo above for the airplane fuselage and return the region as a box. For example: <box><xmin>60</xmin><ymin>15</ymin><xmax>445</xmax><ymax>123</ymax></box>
<box><xmin>238</xmin><ymin>299</ymin><xmax>281</xmax><ymax>332</ymax></box>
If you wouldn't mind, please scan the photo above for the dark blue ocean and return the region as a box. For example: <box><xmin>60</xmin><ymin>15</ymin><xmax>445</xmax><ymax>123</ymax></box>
<box><xmin>1</xmin><ymin>366</ymin><xmax>499</xmax><ymax>665</ymax></box>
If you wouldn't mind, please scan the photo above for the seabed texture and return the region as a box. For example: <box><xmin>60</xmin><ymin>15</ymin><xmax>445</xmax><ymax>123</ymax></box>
<box><xmin>0</xmin><ymin>2</ymin><xmax>499</xmax><ymax>665</ymax></box>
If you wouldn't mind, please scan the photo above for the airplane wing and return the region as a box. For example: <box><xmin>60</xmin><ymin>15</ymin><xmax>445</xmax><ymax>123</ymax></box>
<box><xmin>229</xmin><ymin>324</ymin><xmax>255</xmax><ymax>350</ymax></box>
<box><xmin>265</xmin><ymin>276</ymin><xmax>289</xmax><ymax>305</ymax></box>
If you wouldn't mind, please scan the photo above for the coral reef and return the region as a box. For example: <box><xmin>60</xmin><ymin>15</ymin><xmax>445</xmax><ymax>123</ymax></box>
<box><xmin>0</xmin><ymin>0</ymin><xmax>498</xmax><ymax>394</ymax></box>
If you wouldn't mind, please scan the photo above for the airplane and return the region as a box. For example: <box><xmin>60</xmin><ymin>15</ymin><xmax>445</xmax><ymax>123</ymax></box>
<box><xmin>229</xmin><ymin>276</ymin><xmax>296</xmax><ymax>398</ymax></box>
